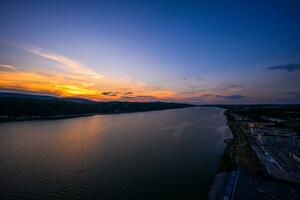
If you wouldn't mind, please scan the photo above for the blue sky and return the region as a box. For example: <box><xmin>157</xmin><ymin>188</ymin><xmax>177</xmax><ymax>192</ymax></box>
<box><xmin>0</xmin><ymin>0</ymin><xmax>299</xmax><ymax>103</ymax></box>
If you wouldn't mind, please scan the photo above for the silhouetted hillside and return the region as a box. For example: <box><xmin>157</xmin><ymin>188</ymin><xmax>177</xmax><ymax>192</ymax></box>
<box><xmin>0</xmin><ymin>93</ymin><xmax>194</xmax><ymax>122</ymax></box>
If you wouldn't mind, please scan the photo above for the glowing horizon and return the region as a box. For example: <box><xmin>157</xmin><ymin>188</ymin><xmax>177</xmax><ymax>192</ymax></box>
<box><xmin>0</xmin><ymin>42</ymin><xmax>178</xmax><ymax>101</ymax></box>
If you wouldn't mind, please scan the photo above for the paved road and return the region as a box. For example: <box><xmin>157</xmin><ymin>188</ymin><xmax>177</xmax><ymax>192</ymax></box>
<box><xmin>251</xmin><ymin>144</ymin><xmax>300</xmax><ymax>185</ymax></box>
<box><xmin>234</xmin><ymin>171</ymin><xmax>300</xmax><ymax>200</ymax></box>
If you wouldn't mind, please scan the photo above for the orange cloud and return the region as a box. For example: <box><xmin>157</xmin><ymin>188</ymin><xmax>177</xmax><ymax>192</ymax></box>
<box><xmin>0</xmin><ymin>44</ymin><xmax>176</xmax><ymax>101</ymax></box>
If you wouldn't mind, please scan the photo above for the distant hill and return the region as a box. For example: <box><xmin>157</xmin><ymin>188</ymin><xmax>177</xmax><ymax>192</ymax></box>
<box><xmin>0</xmin><ymin>92</ymin><xmax>194</xmax><ymax>122</ymax></box>
<box><xmin>0</xmin><ymin>92</ymin><xmax>58</xmax><ymax>100</ymax></box>
<box><xmin>61</xmin><ymin>97</ymin><xmax>97</xmax><ymax>104</ymax></box>
<box><xmin>0</xmin><ymin>92</ymin><xmax>96</xmax><ymax>104</ymax></box>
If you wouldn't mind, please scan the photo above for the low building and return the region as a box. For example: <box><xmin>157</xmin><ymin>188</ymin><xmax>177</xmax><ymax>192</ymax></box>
<box><xmin>249</xmin><ymin>122</ymin><xmax>296</xmax><ymax>137</ymax></box>
<box><xmin>256</xmin><ymin>135</ymin><xmax>300</xmax><ymax>149</ymax></box>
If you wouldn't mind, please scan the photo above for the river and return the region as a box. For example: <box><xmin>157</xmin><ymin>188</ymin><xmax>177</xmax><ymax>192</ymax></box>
<box><xmin>0</xmin><ymin>107</ymin><xmax>231</xmax><ymax>200</ymax></box>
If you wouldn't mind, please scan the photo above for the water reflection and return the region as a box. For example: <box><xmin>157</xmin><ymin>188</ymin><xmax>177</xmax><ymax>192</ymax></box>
<box><xmin>57</xmin><ymin>117</ymin><xmax>104</xmax><ymax>159</ymax></box>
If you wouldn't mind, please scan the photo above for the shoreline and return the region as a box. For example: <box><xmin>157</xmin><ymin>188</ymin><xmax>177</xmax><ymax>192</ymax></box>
<box><xmin>0</xmin><ymin>113</ymin><xmax>96</xmax><ymax>123</ymax></box>
<box><xmin>0</xmin><ymin>106</ymin><xmax>194</xmax><ymax>123</ymax></box>
<box><xmin>207</xmin><ymin>110</ymin><xmax>235</xmax><ymax>200</ymax></box>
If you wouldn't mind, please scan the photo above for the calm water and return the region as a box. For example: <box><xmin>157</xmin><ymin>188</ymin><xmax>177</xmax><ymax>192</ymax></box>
<box><xmin>0</xmin><ymin>107</ymin><xmax>231</xmax><ymax>200</ymax></box>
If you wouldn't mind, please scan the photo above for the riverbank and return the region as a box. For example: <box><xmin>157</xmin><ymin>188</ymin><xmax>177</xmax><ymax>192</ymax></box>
<box><xmin>0</xmin><ymin>106</ymin><xmax>196</xmax><ymax>123</ymax></box>
<box><xmin>0</xmin><ymin>106</ymin><xmax>195</xmax><ymax>123</ymax></box>
<box><xmin>0</xmin><ymin>113</ymin><xmax>96</xmax><ymax>123</ymax></box>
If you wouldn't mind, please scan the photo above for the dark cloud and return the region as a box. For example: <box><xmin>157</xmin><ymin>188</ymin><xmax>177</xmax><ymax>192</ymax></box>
<box><xmin>285</xmin><ymin>92</ymin><xmax>300</xmax><ymax>95</ymax></box>
<box><xmin>101</xmin><ymin>91</ymin><xmax>119</xmax><ymax>96</ymax></box>
<box><xmin>215</xmin><ymin>94</ymin><xmax>246</xmax><ymax>99</ymax></box>
<box><xmin>268</xmin><ymin>63</ymin><xmax>300</xmax><ymax>72</ymax></box>
<box><xmin>229</xmin><ymin>84</ymin><xmax>238</xmax><ymax>88</ymax></box>
<box><xmin>123</xmin><ymin>92</ymin><xmax>133</xmax><ymax>95</ymax></box>
<box><xmin>101</xmin><ymin>92</ymin><xmax>112</xmax><ymax>96</ymax></box>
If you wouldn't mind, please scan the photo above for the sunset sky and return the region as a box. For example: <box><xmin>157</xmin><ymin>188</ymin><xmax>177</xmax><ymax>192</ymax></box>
<box><xmin>0</xmin><ymin>0</ymin><xmax>299</xmax><ymax>104</ymax></box>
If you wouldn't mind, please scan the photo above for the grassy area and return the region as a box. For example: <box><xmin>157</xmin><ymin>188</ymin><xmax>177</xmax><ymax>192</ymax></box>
<box><xmin>236</xmin><ymin>144</ymin><xmax>266</xmax><ymax>175</ymax></box>
<box><xmin>218</xmin><ymin>141</ymin><xmax>235</xmax><ymax>172</ymax></box>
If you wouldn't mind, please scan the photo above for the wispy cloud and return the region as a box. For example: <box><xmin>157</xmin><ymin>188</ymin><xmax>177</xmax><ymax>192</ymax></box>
<box><xmin>21</xmin><ymin>44</ymin><xmax>102</xmax><ymax>77</ymax></box>
<box><xmin>268</xmin><ymin>63</ymin><xmax>300</xmax><ymax>72</ymax></box>
<box><xmin>0</xmin><ymin>64</ymin><xmax>16</xmax><ymax>70</ymax></box>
